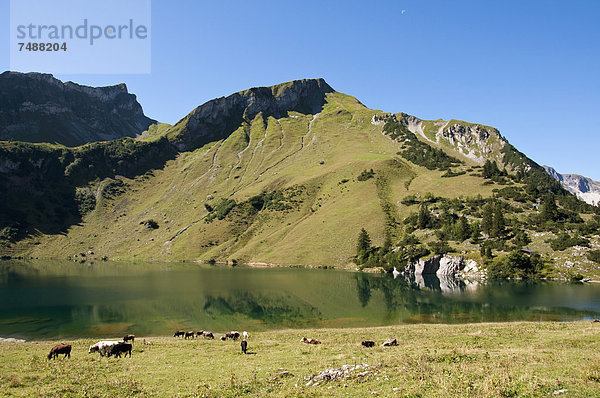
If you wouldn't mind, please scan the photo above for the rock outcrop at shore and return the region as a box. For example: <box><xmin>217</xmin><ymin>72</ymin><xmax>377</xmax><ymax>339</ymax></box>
<box><xmin>404</xmin><ymin>254</ymin><xmax>465</xmax><ymax>276</ymax></box>
<box><xmin>402</xmin><ymin>255</ymin><xmax>483</xmax><ymax>293</ymax></box>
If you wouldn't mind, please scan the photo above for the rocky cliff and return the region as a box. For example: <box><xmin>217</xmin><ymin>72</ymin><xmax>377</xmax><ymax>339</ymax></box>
<box><xmin>544</xmin><ymin>166</ymin><xmax>600</xmax><ymax>206</ymax></box>
<box><xmin>167</xmin><ymin>78</ymin><xmax>334</xmax><ymax>151</ymax></box>
<box><xmin>0</xmin><ymin>71</ymin><xmax>156</xmax><ymax>146</ymax></box>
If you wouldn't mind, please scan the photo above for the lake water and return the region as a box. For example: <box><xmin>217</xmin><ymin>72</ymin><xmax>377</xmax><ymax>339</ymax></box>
<box><xmin>1</xmin><ymin>260</ymin><xmax>599</xmax><ymax>340</ymax></box>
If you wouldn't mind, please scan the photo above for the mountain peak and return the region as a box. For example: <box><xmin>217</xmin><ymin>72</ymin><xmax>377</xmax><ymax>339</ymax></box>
<box><xmin>168</xmin><ymin>78</ymin><xmax>335</xmax><ymax>151</ymax></box>
<box><xmin>0</xmin><ymin>71</ymin><xmax>155</xmax><ymax>146</ymax></box>
<box><xmin>544</xmin><ymin>165</ymin><xmax>600</xmax><ymax>206</ymax></box>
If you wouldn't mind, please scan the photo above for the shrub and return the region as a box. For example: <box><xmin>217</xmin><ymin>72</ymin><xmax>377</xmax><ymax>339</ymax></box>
<box><xmin>205</xmin><ymin>198</ymin><xmax>237</xmax><ymax>222</ymax></box>
<box><xmin>141</xmin><ymin>219</ymin><xmax>159</xmax><ymax>229</ymax></box>
<box><xmin>75</xmin><ymin>187</ymin><xmax>96</xmax><ymax>215</ymax></box>
<box><xmin>487</xmin><ymin>250</ymin><xmax>547</xmax><ymax>279</ymax></box>
<box><xmin>547</xmin><ymin>232</ymin><xmax>589</xmax><ymax>251</ymax></box>
<box><xmin>0</xmin><ymin>226</ymin><xmax>19</xmax><ymax>242</ymax></box>
<box><xmin>589</xmin><ymin>250</ymin><xmax>600</xmax><ymax>264</ymax></box>
<box><xmin>357</xmin><ymin>169</ymin><xmax>375</xmax><ymax>181</ymax></box>
<box><xmin>429</xmin><ymin>240</ymin><xmax>453</xmax><ymax>255</ymax></box>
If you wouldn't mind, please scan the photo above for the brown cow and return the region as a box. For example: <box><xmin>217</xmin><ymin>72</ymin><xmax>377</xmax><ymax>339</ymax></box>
<box><xmin>184</xmin><ymin>331</ymin><xmax>195</xmax><ymax>339</ymax></box>
<box><xmin>173</xmin><ymin>330</ymin><xmax>185</xmax><ymax>338</ymax></box>
<box><xmin>361</xmin><ymin>340</ymin><xmax>375</xmax><ymax>347</ymax></box>
<box><xmin>123</xmin><ymin>334</ymin><xmax>135</xmax><ymax>343</ymax></box>
<box><xmin>48</xmin><ymin>344</ymin><xmax>71</xmax><ymax>360</ymax></box>
<box><xmin>241</xmin><ymin>340</ymin><xmax>248</xmax><ymax>354</ymax></box>
<box><xmin>301</xmin><ymin>337</ymin><xmax>320</xmax><ymax>344</ymax></box>
<box><xmin>222</xmin><ymin>331</ymin><xmax>240</xmax><ymax>341</ymax></box>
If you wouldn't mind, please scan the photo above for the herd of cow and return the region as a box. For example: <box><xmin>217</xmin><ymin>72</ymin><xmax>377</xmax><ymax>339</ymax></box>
<box><xmin>172</xmin><ymin>330</ymin><xmax>249</xmax><ymax>341</ymax></box>
<box><xmin>47</xmin><ymin>331</ymin><xmax>399</xmax><ymax>360</ymax></box>
<box><xmin>46</xmin><ymin>330</ymin><xmax>252</xmax><ymax>360</ymax></box>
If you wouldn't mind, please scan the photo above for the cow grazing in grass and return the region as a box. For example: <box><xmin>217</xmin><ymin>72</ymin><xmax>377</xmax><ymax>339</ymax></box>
<box><xmin>88</xmin><ymin>341</ymin><xmax>123</xmax><ymax>357</ymax></box>
<box><xmin>196</xmin><ymin>330</ymin><xmax>204</xmax><ymax>336</ymax></box>
<box><xmin>123</xmin><ymin>334</ymin><xmax>135</xmax><ymax>343</ymax></box>
<box><xmin>242</xmin><ymin>331</ymin><xmax>249</xmax><ymax>340</ymax></box>
<box><xmin>241</xmin><ymin>340</ymin><xmax>248</xmax><ymax>354</ymax></box>
<box><xmin>301</xmin><ymin>337</ymin><xmax>320</xmax><ymax>344</ymax></box>
<box><xmin>173</xmin><ymin>330</ymin><xmax>185</xmax><ymax>338</ymax></box>
<box><xmin>382</xmin><ymin>338</ymin><xmax>397</xmax><ymax>347</ymax></box>
<box><xmin>361</xmin><ymin>340</ymin><xmax>375</xmax><ymax>348</ymax></box>
<box><xmin>184</xmin><ymin>331</ymin><xmax>195</xmax><ymax>339</ymax></box>
<box><xmin>202</xmin><ymin>332</ymin><xmax>214</xmax><ymax>339</ymax></box>
<box><xmin>108</xmin><ymin>342</ymin><xmax>132</xmax><ymax>358</ymax></box>
<box><xmin>48</xmin><ymin>344</ymin><xmax>71</xmax><ymax>360</ymax></box>
<box><xmin>222</xmin><ymin>331</ymin><xmax>240</xmax><ymax>341</ymax></box>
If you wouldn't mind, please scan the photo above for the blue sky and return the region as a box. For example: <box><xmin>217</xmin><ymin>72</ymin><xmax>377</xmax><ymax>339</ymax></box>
<box><xmin>1</xmin><ymin>0</ymin><xmax>599</xmax><ymax>180</ymax></box>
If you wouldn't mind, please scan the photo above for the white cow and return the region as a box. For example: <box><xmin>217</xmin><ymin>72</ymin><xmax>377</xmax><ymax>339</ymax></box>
<box><xmin>88</xmin><ymin>340</ymin><xmax>124</xmax><ymax>356</ymax></box>
<box><xmin>242</xmin><ymin>331</ymin><xmax>249</xmax><ymax>339</ymax></box>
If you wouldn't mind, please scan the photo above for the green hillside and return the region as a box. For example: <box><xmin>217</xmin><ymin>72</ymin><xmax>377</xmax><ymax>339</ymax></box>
<box><xmin>0</xmin><ymin>79</ymin><xmax>598</xmax><ymax>276</ymax></box>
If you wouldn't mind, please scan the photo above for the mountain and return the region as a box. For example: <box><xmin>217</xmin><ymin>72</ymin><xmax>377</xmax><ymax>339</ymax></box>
<box><xmin>0</xmin><ymin>78</ymin><xmax>598</xmax><ymax>278</ymax></box>
<box><xmin>0</xmin><ymin>71</ymin><xmax>156</xmax><ymax>146</ymax></box>
<box><xmin>544</xmin><ymin>166</ymin><xmax>600</xmax><ymax>206</ymax></box>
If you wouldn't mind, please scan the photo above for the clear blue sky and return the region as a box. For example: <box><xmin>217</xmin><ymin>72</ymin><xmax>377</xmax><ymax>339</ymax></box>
<box><xmin>1</xmin><ymin>0</ymin><xmax>599</xmax><ymax>180</ymax></box>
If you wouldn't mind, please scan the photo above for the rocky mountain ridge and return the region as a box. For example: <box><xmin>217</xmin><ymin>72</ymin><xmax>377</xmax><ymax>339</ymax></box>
<box><xmin>0</xmin><ymin>71</ymin><xmax>156</xmax><ymax>146</ymax></box>
<box><xmin>544</xmin><ymin>166</ymin><xmax>600</xmax><ymax>206</ymax></box>
<box><xmin>166</xmin><ymin>78</ymin><xmax>334</xmax><ymax>151</ymax></box>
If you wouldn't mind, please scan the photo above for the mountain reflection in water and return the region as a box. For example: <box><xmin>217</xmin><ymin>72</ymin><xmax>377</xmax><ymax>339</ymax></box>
<box><xmin>0</xmin><ymin>260</ymin><xmax>599</xmax><ymax>339</ymax></box>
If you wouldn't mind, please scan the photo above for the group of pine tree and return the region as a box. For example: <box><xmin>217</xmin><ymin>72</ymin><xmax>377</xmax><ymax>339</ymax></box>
<box><xmin>354</xmin><ymin>159</ymin><xmax>600</xmax><ymax>280</ymax></box>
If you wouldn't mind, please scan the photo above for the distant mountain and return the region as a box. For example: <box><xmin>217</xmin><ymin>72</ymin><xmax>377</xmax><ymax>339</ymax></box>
<box><xmin>544</xmin><ymin>166</ymin><xmax>600</xmax><ymax>206</ymax></box>
<box><xmin>0</xmin><ymin>71</ymin><xmax>156</xmax><ymax>146</ymax></box>
<box><xmin>0</xmin><ymin>78</ymin><xmax>597</xmax><ymax>276</ymax></box>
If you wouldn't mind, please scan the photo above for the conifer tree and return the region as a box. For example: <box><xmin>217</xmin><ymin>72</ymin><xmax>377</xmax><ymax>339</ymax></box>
<box><xmin>481</xmin><ymin>202</ymin><xmax>493</xmax><ymax>236</ymax></box>
<box><xmin>455</xmin><ymin>215</ymin><xmax>471</xmax><ymax>242</ymax></box>
<box><xmin>492</xmin><ymin>204</ymin><xmax>505</xmax><ymax>237</ymax></box>
<box><xmin>417</xmin><ymin>205</ymin><xmax>431</xmax><ymax>229</ymax></box>
<box><xmin>540</xmin><ymin>193</ymin><xmax>558</xmax><ymax>222</ymax></box>
<box><xmin>357</xmin><ymin>228</ymin><xmax>371</xmax><ymax>260</ymax></box>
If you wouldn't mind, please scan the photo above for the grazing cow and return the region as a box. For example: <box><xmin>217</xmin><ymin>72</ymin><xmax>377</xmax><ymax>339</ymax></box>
<box><xmin>222</xmin><ymin>331</ymin><xmax>240</xmax><ymax>341</ymax></box>
<box><xmin>241</xmin><ymin>340</ymin><xmax>248</xmax><ymax>354</ymax></box>
<box><xmin>361</xmin><ymin>340</ymin><xmax>375</xmax><ymax>348</ymax></box>
<box><xmin>108</xmin><ymin>342</ymin><xmax>132</xmax><ymax>358</ymax></box>
<box><xmin>242</xmin><ymin>331</ymin><xmax>249</xmax><ymax>340</ymax></box>
<box><xmin>184</xmin><ymin>331</ymin><xmax>195</xmax><ymax>339</ymax></box>
<box><xmin>123</xmin><ymin>334</ymin><xmax>135</xmax><ymax>343</ymax></box>
<box><xmin>382</xmin><ymin>338</ymin><xmax>397</xmax><ymax>347</ymax></box>
<box><xmin>301</xmin><ymin>337</ymin><xmax>320</xmax><ymax>344</ymax></box>
<box><xmin>173</xmin><ymin>330</ymin><xmax>185</xmax><ymax>338</ymax></box>
<box><xmin>202</xmin><ymin>332</ymin><xmax>214</xmax><ymax>339</ymax></box>
<box><xmin>196</xmin><ymin>330</ymin><xmax>204</xmax><ymax>336</ymax></box>
<box><xmin>48</xmin><ymin>344</ymin><xmax>71</xmax><ymax>360</ymax></box>
<box><xmin>88</xmin><ymin>340</ymin><xmax>123</xmax><ymax>357</ymax></box>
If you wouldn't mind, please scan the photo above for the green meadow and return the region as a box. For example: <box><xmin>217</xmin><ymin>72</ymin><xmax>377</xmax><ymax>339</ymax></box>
<box><xmin>1</xmin><ymin>322</ymin><xmax>600</xmax><ymax>397</ymax></box>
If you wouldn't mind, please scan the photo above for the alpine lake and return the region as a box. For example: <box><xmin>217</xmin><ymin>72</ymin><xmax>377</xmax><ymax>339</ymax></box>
<box><xmin>1</xmin><ymin>259</ymin><xmax>599</xmax><ymax>340</ymax></box>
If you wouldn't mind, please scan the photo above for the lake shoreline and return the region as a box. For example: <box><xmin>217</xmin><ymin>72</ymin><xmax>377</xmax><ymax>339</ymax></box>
<box><xmin>5</xmin><ymin>256</ymin><xmax>599</xmax><ymax>283</ymax></box>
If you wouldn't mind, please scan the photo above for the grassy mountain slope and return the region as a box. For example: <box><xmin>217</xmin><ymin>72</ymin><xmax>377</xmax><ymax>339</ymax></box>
<box><xmin>1</xmin><ymin>79</ymin><xmax>598</xmax><ymax>273</ymax></box>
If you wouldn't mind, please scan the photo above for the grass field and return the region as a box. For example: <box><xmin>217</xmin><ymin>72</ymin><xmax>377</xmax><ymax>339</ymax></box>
<box><xmin>2</xmin><ymin>321</ymin><xmax>600</xmax><ymax>397</ymax></box>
